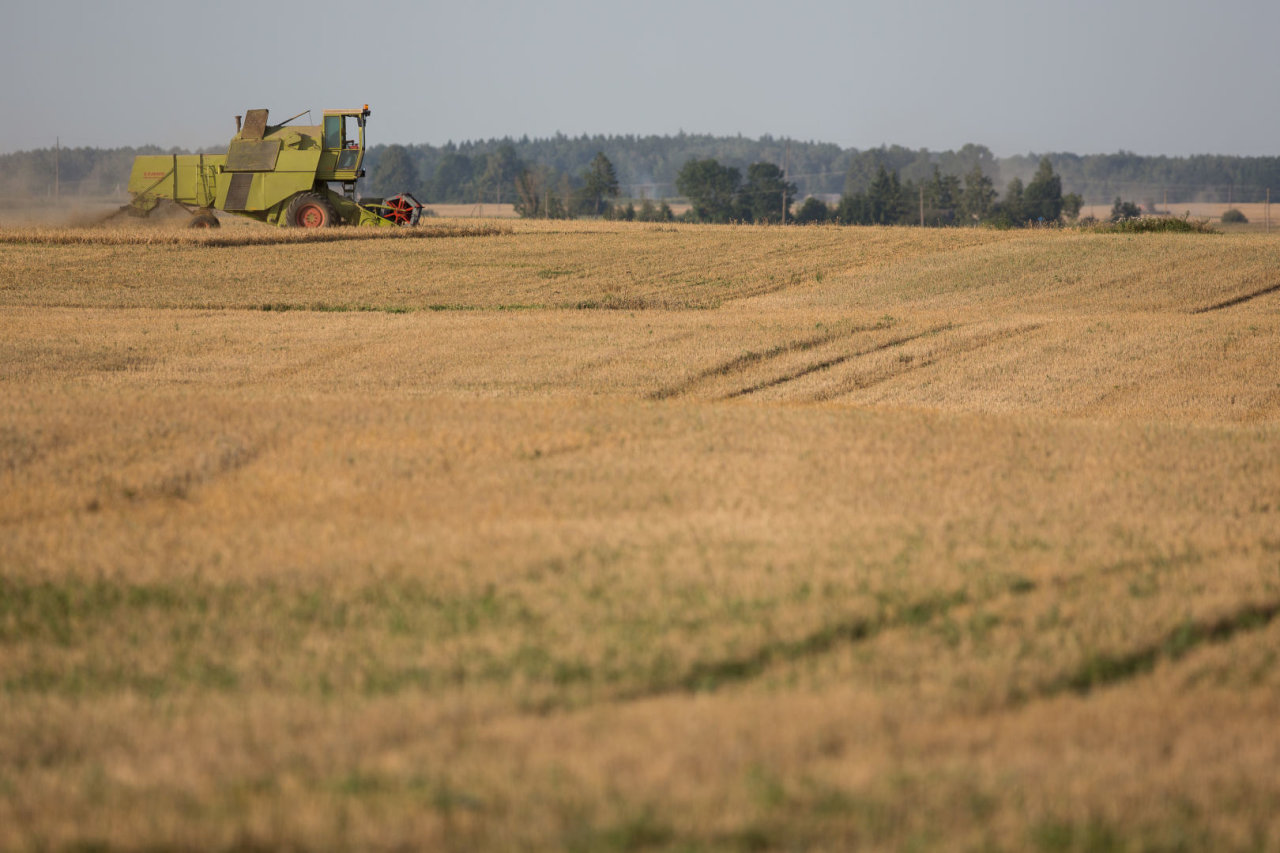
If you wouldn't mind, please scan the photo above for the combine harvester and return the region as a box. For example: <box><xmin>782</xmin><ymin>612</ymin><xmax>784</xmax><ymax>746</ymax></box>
<box><xmin>121</xmin><ymin>106</ymin><xmax>421</xmax><ymax>228</ymax></box>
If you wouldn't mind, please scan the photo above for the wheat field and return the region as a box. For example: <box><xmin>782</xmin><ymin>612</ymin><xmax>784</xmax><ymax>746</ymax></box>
<box><xmin>2</xmin><ymin>219</ymin><xmax>1279</xmax><ymax>851</ymax></box>
<box><xmin>1077</xmin><ymin>202</ymin><xmax>1276</xmax><ymax>229</ymax></box>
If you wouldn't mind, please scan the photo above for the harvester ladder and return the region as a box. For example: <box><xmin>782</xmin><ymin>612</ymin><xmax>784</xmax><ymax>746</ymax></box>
<box><xmin>198</xmin><ymin>154</ymin><xmax>217</xmax><ymax>207</ymax></box>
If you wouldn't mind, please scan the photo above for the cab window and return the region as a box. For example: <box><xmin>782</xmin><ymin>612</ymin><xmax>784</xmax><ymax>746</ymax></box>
<box><xmin>337</xmin><ymin>149</ymin><xmax>360</xmax><ymax>170</ymax></box>
<box><xmin>323</xmin><ymin>116</ymin><xmax>342</xmax><ymax>150</ymax></box>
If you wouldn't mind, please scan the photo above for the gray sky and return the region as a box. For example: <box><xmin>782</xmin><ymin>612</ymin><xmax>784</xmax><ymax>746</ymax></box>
<box><xmin>3</xmin><ymin>0</ymin><xmax>1277</xmax><ymax>156</ymax></box>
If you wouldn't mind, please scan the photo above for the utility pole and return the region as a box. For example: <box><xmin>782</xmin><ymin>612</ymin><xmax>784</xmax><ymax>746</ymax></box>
<box><xmin>1267</xmin><ymin>188</ymin><xmax>1271</xmax><ymax>233</ymax></box>
<box><xmin>919</xmin><ymin>185</ymin><xmax>924</xmax><ymax>227</ymax></box>
<box><xmin>781</xmin><ymin>141</ymin><xmax>790</xmax><ymax>225</ymax></box>
<box><xmin>54</xmin><ymin>137</ymin><xmax>60</xmax><ymax>204</ymax></box>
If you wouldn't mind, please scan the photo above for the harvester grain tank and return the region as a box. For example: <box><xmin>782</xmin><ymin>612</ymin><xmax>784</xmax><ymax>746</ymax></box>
<box><xmin>123</xmin><ymin>106</ymin><xmax>420</xmax><ymax>228</ymax></box>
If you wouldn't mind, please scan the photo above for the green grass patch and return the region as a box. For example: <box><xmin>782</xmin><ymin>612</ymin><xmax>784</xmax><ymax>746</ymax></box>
<box><xmin>1085</xmin><ymin>216</ymin><xmax>1217</xmax><ymax>234</ymax></box>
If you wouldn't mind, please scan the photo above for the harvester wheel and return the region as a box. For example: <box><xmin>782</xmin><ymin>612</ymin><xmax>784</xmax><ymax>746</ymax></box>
<box><xmin>188</xmin><ymin>212</ymin><xmax>220</xmax><ymax>229</ymax></box>
<box><xmin>286</xmin><ymin>192</ymin><xmax>338</xmax><ymax>228</ymax></box>
<box><xmin>382</xmin><ymin>194</ymin><xmax>416</xmax><ymax>225</ymax></box>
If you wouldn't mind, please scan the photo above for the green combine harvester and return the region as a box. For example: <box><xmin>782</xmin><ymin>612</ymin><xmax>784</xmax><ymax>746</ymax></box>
<box><xmin>122</xmin><ymin>105</ymin><xmax>421</xmax><ymax>228</ymax></box>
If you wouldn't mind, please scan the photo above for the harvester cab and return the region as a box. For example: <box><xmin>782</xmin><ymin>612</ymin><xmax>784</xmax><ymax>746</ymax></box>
<box><xmin>318</xmin><ymin>106</ymin><xmax>368</xmax><ymax>191</ymax></box>
<box><xmin>121</xmin><ymin>105</ymin><xmax>422</xmax><ymax>228</ymax></box>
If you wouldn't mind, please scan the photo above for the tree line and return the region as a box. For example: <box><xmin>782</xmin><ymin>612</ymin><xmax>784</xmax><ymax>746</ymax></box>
<box><xmin>371</xmin><ymin>142</ymin><xmax>1084</xmax><ymax>227</ymax></box>
<box><xmin>363</xmin><ymin>138</ymin><xmax>1280</xmax><ymax>211</ymax></box>
<box><xmin>4</xmin><ymin>133</ymin><xmax>1279</xmax><ymax>213</ymax></box>
<box><xmin>668</xmin><ymin>154</ymin><xmax>1086</xmax><ymax>227</ymax></box>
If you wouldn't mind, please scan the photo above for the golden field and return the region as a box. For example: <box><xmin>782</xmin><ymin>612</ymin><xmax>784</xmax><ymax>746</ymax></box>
<box><xmin>1078</xmin><ymin>202</ymin><xmax>1277</xmax><ymax>229</ymax></box>
<box><xmin>2</xmin><ymin>220</ymin><xmax>1279</xmax><ymax>851</ymax></box>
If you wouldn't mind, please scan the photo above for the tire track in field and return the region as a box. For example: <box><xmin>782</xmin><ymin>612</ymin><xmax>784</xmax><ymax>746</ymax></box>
<box><xmin>647</xmin><ymin>319</ymin><xmax>893</xmax><ymax>401</ymax></box>
<box><xmin>610</xmin><ymin>588</ymin><xmax>970</xmax><ymax>704</ymax></box>
<box><xmin>139</xmin><ymin>435</ymin><xmax>268</xmax><ymax>504</ymax></box>
<box><xmin>609</xmin><ymin>593</ymin><xmax>1280</xmax><ymax>709</ymax></box>
<box><xmin>804</xmin><ymin>322</ymin><xmax>1043</xmax><ymax>403</ymax></box>
<box><xmin>0</xmin><ymin>433</ymin><xmax>272</xmax><ymax>524</ymax></box>
<box><xmin>1035</xmin><ymin>597</ymin><xmax>1280</xmax><ymax>699</ymax></box>
<box><xmin>1191</xmin><ymin>282</ymin><xmax>1280</xmax><ymax>314</ymax></box>
<box><xmin>603</xmin><ymin>546</ymin><xmax>1280</xmax><ymax>711</ymax></box>
<box><xmin>721</xmin><ymin>327</ymin><xmax>948</xmax><ymax>400</ymax></box>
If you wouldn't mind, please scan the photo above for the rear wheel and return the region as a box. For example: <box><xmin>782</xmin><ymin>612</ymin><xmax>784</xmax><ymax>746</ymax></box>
<box><xmin>285</xmin><ymin>192</ymin><xmax>338</xmax><ymax>228</ymax></box>
<box><xmin>188</xmin><ymin>212</ymin><xmax>220</xmax><ymax>229</ymax></box>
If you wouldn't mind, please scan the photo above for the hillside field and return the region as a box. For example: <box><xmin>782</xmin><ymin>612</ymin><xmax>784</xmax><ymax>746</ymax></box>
<box><xmin>2</xmin><ymin>220</ymin><xmax>1279</xmax><ymax>851</ymax></box>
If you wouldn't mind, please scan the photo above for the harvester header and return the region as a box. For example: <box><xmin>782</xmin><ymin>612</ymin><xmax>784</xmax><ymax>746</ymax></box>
<box><xmin>121</xmin><ymin>105</ymin><xmax>420</xmax><ymax>228</ymax></box>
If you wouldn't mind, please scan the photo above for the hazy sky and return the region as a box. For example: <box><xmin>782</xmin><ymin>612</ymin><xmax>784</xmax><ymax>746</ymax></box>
<box><xmin>3</xmin><ymin>0</ymin><xmax>1277</xmax><ymax>156</ymax></box>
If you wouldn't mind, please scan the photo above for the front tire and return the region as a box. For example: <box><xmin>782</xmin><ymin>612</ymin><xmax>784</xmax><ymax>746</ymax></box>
<box><xmin>285</xmin><ymin>192</ymin><xmax>338</xmax><ymax>228</ymax></box>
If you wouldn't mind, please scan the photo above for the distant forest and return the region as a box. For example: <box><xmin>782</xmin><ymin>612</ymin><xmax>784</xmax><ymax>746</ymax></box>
<box><xmin>3</xmin><ymin>134</ymin><xmax>1279</xmax><ymax>209</ymax></box>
